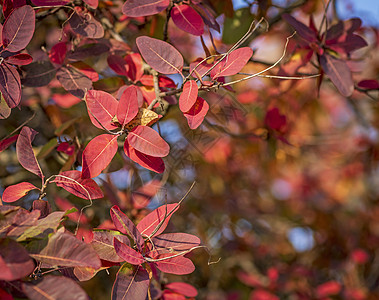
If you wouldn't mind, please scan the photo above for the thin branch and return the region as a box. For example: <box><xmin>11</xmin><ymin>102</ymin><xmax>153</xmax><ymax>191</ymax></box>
<box><xmin>3</xmin><ymin>111</ymin><xmax>36</xmax><ymax>140</ymax></box>
<box><xmin>238</xmin><ymin>72</ymin><xmax>321</xmax><ymax>80</ymax></box>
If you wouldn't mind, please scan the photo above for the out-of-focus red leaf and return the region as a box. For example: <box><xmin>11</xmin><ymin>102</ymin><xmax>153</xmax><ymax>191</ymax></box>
<box><xmin>30</xmin><ymin>231</ymin><xmax>101</xmax><ymax>268</ymax></box>
<box><xmin>137</xmin><ymin>203</ymin><xmax>179</xmax><ymax>237</ymax></box>
<box><xmin>56</xmin><ymin>66</ymin><xmax>92</xmax><ymax>99</ymax></box>
<box><xmin>117</xmin><ymin>85</ymin><xmax>139</xmax><ymax>126</ymax></box>
<box><xmin>85</xmin><ymin>90</ymin><xmax>119</xmax><ymax>130</ymax></box>
<box><xmin>179</xmin><ymin>80</ymin><xmax>198</xmax><ymax>113</ymax></box>
<box><xmin>132</xmin><ymin>180</ymin><xmax>162</xmax><ymax>209</ymax></box>
<box><xmin>23</xmin><ymin>275</ymin><xmax>87</xmax><ymax>300</ymax></box>
<box><xmin>2</xmin><ymin>5</ymin><xmax>35</xmax><ymax>52</ymax></box>
<box><xmin>282</xmin><ymin>13</ymin><xmax>318</xmax><ymax>43</ymax></box>
<box><xmin>2</xmin><ymin>0</ymin><xmax>26</xmax><ymax>19</ymax></box>
<box><xmin>136</xmin><ymin>36</ymin><xmax>183</xmax><ymax>74</ymax></box>
<box><xmin>6</xmin><ymin>210</ymin><xmax>40</xmax><ymax>238</ymax></box>
<box><xmin>0</xmin><ymin>134</ymin><xmax>18</xmax><ymax>152</ymax></box>
<box><xmin>150</xmin><ymin>233</ymin><xmax>200</xmax><ymax>254</ymax></box>
<box><xmin>112</xmin><ymin>264</ymin><xmax>149</xmax><ymax>300</ymax></box>
<box><xmin>49</xmin><ymin>42</ymin><xmax>67</xmax><ymax>65</ymax></box>
<box><xmin>171</xmin><ymin>4</ymin><xmax>204</xmax><ymax>36</ymax></box>
<box><xmin>316</xmin><ymin>281</ymin><xmax>341</xmax><ymax>298</ymax></box>
<box><xmin>166</xmin><ymin>282</ymin><xmax>198</xmax><ymax>298</ymax></box>
<box><xmin>265</xmin><ymin>107</ymin><xmax>287</xmax><ymax>131</ymax></box>
<box><xmin>91</xmin><ymin>231</ymin><xmax>130</xmax><ymax>263</ymax></box>
<box><xmin>357</xmin><ymin>79</ymin><xmax>379</xmax><ymax>90</ymax></box>
<box><xmin>162</xmin><ymin>290</ymin><xmax>186</xmax><ymax>300</ymax></box>
<box><xmin>53</xmin><ymin>170</ymin><xmax>103</xmax><ymax>200</ymax></box>
<box><xmin>190</xmin><ymin>58</ymin><xmax>213</xmax><ymax>79</ymax></box>
<box><xmin>249</xmin><ymin>289</ymin><xmax>279</xmax><ymax>300</ymax></box>
<box><xmin>16</xmin><ymin>126</ymin><xmax>44</xmax><ymax>178</ymax></box>
<box><xmin>113</xmin><ymin>238</ymin><xmax>145</xmax><ymax>265</ymax></box>
<box><xmin>56</xmin><ymin>142</ymin><xmax>75</xmax><ymax>155</ymax></box>
<box><xmin>351</xmin><ymin>249</ymin><xmax>369</xmax><ymax>264</ymax></box>
<box><xmin>52</xmin><ymin>93</ymin><xmax>81</xmax><ymax>108</ymax></box>
<box><xmin>122</xmin><ymin>0</ymin><xmax>170</xmax><ymax>17</ymax></box>
<box><xmin>81</xmin><ymin>134</ymin><xmax>118</xmax><ymax>179</ymax></box>
<box><xmin>0</xmin><ymin>287</ymin><xmax>13</xmax><ymax>300</ymax></box>
<box><xmin>211</xmin><ymin>47</ymin><xmax>253</xmax><ymax>79</ymax></box>
<box><xmin>6</xmin><ymin>53</ymin><xmax>33</xmax><ymax>66</ymax></box>
<box><xmin>153</xmin><ymin>254</ymin><xmax>195</xmax><ymax>275</ymax></box>
<box><xmin>183</xmin><ymin>96</ymin><xmax>209</xmax><ymax>129</ymax></box>
<box><xmin>67</xmin><ymin>42</ymin><xmax>110</xmax><ymax>61</ymax></box>
<box><xmin>2</xmin><ymin>182</ymin><xmax>39</xmax><ymax>203</ymax></box>
<box><xmin>70</xmin><ymin>61</ymin><xmax>99</xmax><ymax>82</ymax></box>
<box><xmin>69</xmin><ymin>7</ymin><xmax>104</xmax><ymax>39</ymax></box>
<box><xmin>124</xmin><ymin>139</ymin><xmax>165</xmax><ymax>173</ymax></box>
<box><xmin>32</xmin><ymin>199</ymin><xmax>51</xmax><ymax>219</ymax></box>
<box><xmin>0</xmin><ymin>238</ymin><xmax>35</xmax><ymax>281</ymax></box>
<box><xmin>319</xmin><ymin>53</ymin><xmax>354</xmax><ymax>97</ymax></box>
<box><xmin>108</xmin><ymin>54</ymin><xmax>128</xmax><ymax>77</ymax></box>
<box><xmin>237</xmin><ymin>271</ymin><xmax>265</xmax><ymax>288</ymax></box>
<box><xmin>83</xmin><ymin>0</ymin><xmax>98</xmax><ymax>9</ymax></box>
<box><xmin>110</xmin><ymin>205</ymin><xmax>144</xmax><ymax>251</ymax></box>
<box><xmin>0</xmin><ymin>63</ymin><xmax>21</xmax><ymax>108</ymax></box>
<box><xmin>127</xmin><ymin>125</ymin><xmax>170</xmax><ymax>157</ymax></box>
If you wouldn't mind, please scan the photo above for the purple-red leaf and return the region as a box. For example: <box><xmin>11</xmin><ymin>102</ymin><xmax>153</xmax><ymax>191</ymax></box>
<box><xmin>137</xmin><ymin>203</ymin><xmax>179</xmax><ymax>237</ymax></box>
<box><xmin>85</xmin><ymin>90</ymin><xmax>118</xmax><ymax>130</ymax></box>
<box><xmin>153</xmin><ymin>254</ymin><xmax>195</xmax><ymax>275</ymax></box>
<box><xmin>31</xmin><ymin>0</ymin><xmax>71</xmax><ymax>6</ymax></box>
<box><xmin>21</xmin><ymin>60</ymin><xmax>56</xmax><ymax>87</ymax></box>
<box><xmin>56</xmin><ymin>66</ymin><xmax>92</xmax><ymax>99</ymax></box>
<box><xmin>282</xmin><ymin>13</ymin><xmax>317</xmax><ymax>43</ymax></box>
<box><xmin>183</xmin><ymin>96</ymin><xmax>209</xmax><ymax>129</ymax></box>
<box><xmin>124</xmin><ymin>139</ymin><xmax>165</xmax><ymax>173</ymax></box>
<box><xmin>171</xmin><ymin>4</ymin><xmax>204</xmax><ymax>36</ymax></box>
<box><xmin>69</xmin><ymin>7</ymin><xmax>104</xmax><ymax>39</ymax></box>
<box><xmin>136</xmin><ymin>36</ymin><xmax>183</xmax><ymax>74</ymax></box>
<box><xmin>49</xmin><ymin>42</ymin><xmax>67</xmax><ymax>65</ymax></box>
<box><xmin>0</xmin><ymin>134</ymin><xmax>18</xmax><ymax>152</ymax></box>
<box><xmin>23</xmin><ymin>275</ymin><xmax>87</xmax><ymax>300</ymax></box>
<box><xmin>53</xmin><ymin>170</ymin><xmax>104</xmax><ymax>199</ymax></box>
<box><xmin>16</xmin><ymin>127</ymin><xmax>44</xmax><ymax>178</ymax></box>
<box><xmin>0</xmin><ymin>63</ymin><xmax>21</xmax><ymax>108</ymax></box>
<box><xmin>6</xmin><ymin>53</ymin><xmax>33</xmax><ymax>66</ymax></box>
<box><xmin>91</xmin><ymin>231</ymin><xmax>130</xmax><ymax>263</ymax></box>
<box><xmin>122</xmin><ymin>0</ymin><xmax>169</xmax><ymax>17</ymax></box>
<box><xmin>166</xmin><ymin>282</ymin><xmax>198</xmax><ymax>298</ymax></box>
<box><xmin>2</xmin><ymin>182</ymin><xmax>39</xmax><ymax>203</ymax></box>
<box><xmin>319</xmin><ymin>53</ymin><xmax>354</xmax><ymax>97</ymax></box>
<box><xmin>179</xmin><ymin>80</ymin><xmax>198</xmax><ymax>113</ymax></box>
<box><xmin>132</xmin><ymin>180</ymin><xmax>162</xmax><ymax>209</ymax></box>
<box><xmin>117</xmin><ymin>85</ymin><xmax>139</xmax><ymax>126</ymax></box>
<box><xmin>112</xmin><ymin>264</ymin><xmax>149</xmax><ymax>300</ymax></box>
<box><xmin>113</xmin><ymin>238</ymin><xmax>145</xmax><ymax>265</ymax></box>
<box><xmin>127</xmin><ymin>125</ymin><xmax>170</xmax><ymax>157</ymax></box>
<box><xmin>358</xmin><ymin>79</ymin><xmax>379</xmax><ymax>90</ymax></box>
<box><xmin>211</xmin><ymin>47</ymin><xmax>253</xmax><ymax>79</ymax></box>
<box><xmin>151</xmin><ymin>233</ymin><xmax>201</xmax><ymax>254</ymax></box>
<box><xmin>2</xmin><ymin>5</ymin><xmax>35</xmax><ymax>52</ymax></box>
<box><xmin>81</xmin><ymin>134</ymin><xmax>118</xmax><ymax>179</ymax></box>
<box><xmin>110</xmin><ymin>205</ymin><xmax>144</xmax><ymax>251</ymax></box>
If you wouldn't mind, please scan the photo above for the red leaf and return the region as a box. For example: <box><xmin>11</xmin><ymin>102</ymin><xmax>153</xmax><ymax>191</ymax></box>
<box><xmin>69</xmin><ymin>7</ymin><xmax>104</xmax><ymax>39</ymax></box>
<box><xmin>2</xmin><ymin>0</ymin><xmax>26</xmax><ymax>19</ymax></box>
<box><xmin>153</xmin><ymin>254</ymin><xmax>195</xmax><ymax>275</ymax></box>
<box><xmin>71</xmin><ymin>61</ymin><xmax>99</xmax><ymax>82</ymax></box>
<box><xmin>53</xmin><ymin>170</ymin><xmax>104</xmax><ymax>199</ymax></box>
<box><xmin>124</xmin><ymin>139</ymin><xmax>165</xmax><ymax>173</ymax></box>
<box><xmin>0</xmin><ymin>238</ymin><xmax>35</xmax><ymax>281</ymax></box>
<box><xmin>137</xmin><ymin>203</ymin><xmax>179</xmax><ymax>237</ymax></box>
<box><xmin>166</xmin><ymin>282</ymin><xmax>198</xmax><ymax>298</ymax></box>
<box><xmin>162</xmin><ymin>290</ymin><xmax>185</xmax><ymax>300</ymax></box>
<box><xmin>0</xmin><ymin>134</ymin><xmax>18</xmax><ymax>152</ymax></box>
<box><xmin>140</xmin><ymin>74</ymin><xmax>176</xmax><ymax>88</ymax></box>
<box><xmin>316</xmin><ymin>281</ymin><xmax>341</xmax><ymax>298</ymax></box>
<box><xmin>132</xmin><ymin>180</ymin><xmax>162</xmax><ymax>209</ymax></box>
<box><xmin>127</xmin><ymin>125</ymin><xmax>170</xmax><ymax>157</ymax></box>
<box><xmin>0</xmin><ymin>95</ymin><xmax>10</xmax><ymax>119</ymax></box>
<box><xmin>183</xmin><ymin>96</ymin><xmax>209</xmax><ymax>129</ymax></box>
<box><xmin>357</xmin><ymin>79</ymin><xmax>379</xmax><ymax>90</ymax></box>
<box><xmin>136</xmin><ymin>36</ymin><xmax>183</xmax><ymax>74</ymax></box>
<box><xmin>249</xmin><ymin>289</ymin><xmax>279</xmax><ymax>300</ymax></box>
<box><xmin>117</xmin><ymin>85</ymin><xmax>139</xmax><ymax>126</ymax></box>
<box><xmin>23</xmin><ymin>275</ymin><xmax>88</xmax><ymax>300</ymax></box>
<box><xmin>21</xmin><ymin>60</ymin><xmax>56</xmax><ymax>87</ymax></box>
<box><xmin>0</xmin><ymin>288</ymin><xmax>13</xmax><ymax>300</ymax></box>
<box><xmin>56</xmin><ymin>66</ymin><xmax>92</xmax><ymax>99</ymax></box>
<box><xmin>49</xmin><ymin>42</ymin><xmax>67</xmax><ymax>65</ymax></box>
<box><xmin>211</xmin><ymin>47</ymin><xmax>253</xmax><ymax>79</ymax></box>
<box><xmin>2</xmin><ymin>182</ymin><xmax>39</xmax><ymax>203</ymax></box>
<box><xmin>85</xmin><ymin>90</ymin><xmax>119</xmax><ymax>130</ymax></box>
<box><xmin>112</xmin><ymin>264</ymin><xmax>149</xmax><ymax>300</ymax></box>
<box><xmin>122</xmin><ymin>0</ymin><xmax>170</xmax><ymax>17</ymax></box>
<box><xmin>91</xmin><ymin>231</ymin><xmax>130</xmax><ymax>263</ymax></box>
<box><xmin>319</xmin><ymin>53</ymin><xmax>354</xmax><ymax>97</ymax></box>
<box><xmin>83</xmin><ymin>0</ymin><xmax>98</xmax><ymax>9</ymax></box>
<box><xmin>81</xmin><ymin>134</ymin><xmax>118</xmax><ymax>179</ymax></box>
<box><xmin>265</xmin><ymin>107</ymin><xmax>287</xmax><ymax>131</ymax></box>
<box><xmin>54</xmin><ymin>196</ymin><xmax>88</xmax><ymax>224</ymax></box>
<box><xmin>179</xmin><ymin>80</ymin><xmax>198</xmax><ymax>113</ymax></box>
<box><xmin>31</xmin><ymin>0</ymin><xmax>71</xmax><ymax>6</ymax></box>
<box><xmin>2</xmin><ymin>5</ymin><xmax>35</xmax><ymax>52</ymax></box>
<box><xmin>171</xmin><ymin>4</ymin><xmax>204</xmax><ymax>36</ymax></box>
<box><xmin>52</xmin><ymin>93</ymin><xmax>81</xmax><ymax>108</ymax></box>
<box><xmin>6</xmin><ymin>53</ymin><xmax>33</xmax><ymax>66</ymax></box>
<box><xmin>113</xmin><ymin>238</ymin><xmax>145</xmax><ymax>265</ymax></box>
<box><xmin>0</xmin><ymin>63</ymin><xmax>21</xmax><ymax>108</ymax></box>
<box><xmin>108</xmin><ymin>54</ymin><xmax>129</xmax><ymax>77</ymax></box>
<box><xmin>110</xmin><ymin>205</ymin><xmax>145</xmax><ymax>251</ymax></box>
<box><xmin>125</xmin><ymin>53</ymin><xmax>144</xmax><ymax>82</ymax></box>
<box><xmin>150</xmin><ymin>233</ymin><xmax>201</xmax><ymax>254</ymax></box>
<box><xmin>16</xmin><ymin>126</ymin><xmax>44</xmax><ymax>178</ymax></box>
<box><xmin>282</xmin><ymin>13</ymin><xmax>318</xmax><ymax>43</ymax></box>
<box><xmin>190</xmin><ymin>58</ymin><xmax>213</xmax><ymax>79</ymax></box>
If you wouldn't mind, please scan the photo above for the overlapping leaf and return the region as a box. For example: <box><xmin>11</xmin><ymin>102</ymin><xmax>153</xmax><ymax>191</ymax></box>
<box><xmin>150</xmin><ymin>233</ymin><xmax>201</xmax><ymax>254</ymax></box>
<box><xmin>122</xmin><ymin>0</ymin><xmax>170</xmax><ymax>17</ymax></box>
<box><xmin>113</xmin><ymin>238</ymin><xmax>145</xmax><ymax>265</ymax></box>
<box><xmin>85</xmin><ymin>90</ymin><xmax>118</xmax><ymax>130</ymax></box>
<box><xmin>57</xmin><ymin>66</ymin><xmax>92</xmax><ymax>99</ymax></box>
<box><xmin>21</xmin><ymin>60</ymin><xmax>56</xmax><ymax>87</ymax></box>
<box><xmin>171</xmin><ymin>4</ymin><xmax>204</xmax><ymax>36</ymax></box>
<box><xmin>6</xmin><ymin>53</ymin><xmax>33</xmax><ymax>65</ymax></box>
<box><xmin>91</xmin><ymin>231</ymin><xmax>130</xmax><ymax>263</ymax></box>
<box><xmin>282</xmin><ymin>13</ymin><xmax>318</xmax><ymax>43</ymax></box>
<box><xmin>179</xmin><ymin>80</ymin><xmax>198</xmax><ymax>113</ymax></box>
<box><xmin>153</xmin><ymin>254</ymin><xmax>195</xmax><ymax>275</ymax></box>
<box><xmin>0</xmin><ymin>63</ymin><xmax>21</xmax><ymax>108</ymax></box>
<box><xmin>0</xmin><ymin>134</ymin><xmax>18</xmax><ymax>152</ymax></box>
<box><xmin>117</xmin><ymin>86</ymin><xmax>139</xmax><ymax>127</ymax></box>
<box><xmin>183</xmin><ymin>96</ymin><xmax>209</xmax><ymax>129</ymax></box>
<box><xmin>2</xmin><ymin>182</ymin><xmax>39</xmax><ymax>203</ymax></box>
<box><xmin>69</xmin><ymin>7</ymin><xmax>104</xmax><ymax>39</ymax></box>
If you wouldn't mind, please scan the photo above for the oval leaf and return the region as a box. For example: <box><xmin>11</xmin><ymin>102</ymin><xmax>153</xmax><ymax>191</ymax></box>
<box><xmin>282</xmin><ymin>13</ymin><xmax>317</xmax><ymax>43</ymax></box>
<box><xmin>113</xmin><ymin>238</ymin><xmax>145</xmax><ymax>265</ymax></box>
<box><xmin>117</xmin><ymin>86</ymin><xmax>139</xmax><ymax>127</ymax></box>
<box><xmin>166</xmin><ymin>282</ymin><xmax>198</xmax><ymax>298</ymax></box>
<box><xmin>56</xmin><ymin>66</ymin><xmax>92</xmax><ymax>99</ymax></box>
<box><xmin>151</xmin><ymin>233</ymin><xmax>201</xmax><ymax>254</ymax></box>
<box><xmin>171</xmin><ymin>4</ymin><xmax>204</xmax><ymax>36</ymax></box>
<box><xmin>136</xmin><ymin>36</ymin><xmax>183</xmax><ymax>74</ymax></box>
<box><xmin>153</xmin><ymin>254</ymin><xmax>195</xmax><ymax>275</ymax></box>
<box><xmin>122</xmin><ymin>0</ymin><xmax>170</xmax><ymax>17</ymax></box>
<box><xmin>69</xmin><ymin>8</ymin><xmax>104</xmax><ymax>39</ymax></box>
<box><xmin>16</xmin><ymin>126</ymin><xmax>44</xmax><ymax>178</ymax></box>
<box><xmin>91</xmin><ymin>231</ymin><xmax>130</xmax><ymax>263</ymax></box>
<box><xmin>2</xmin><ymin>182</ymin><xmax>39</xmax><ymax>203</ymax></box>
<box><xmin>137</xmin><ymin>203</ymin><xmax>179</xmax><ymax>237</ymax></box>
<box><xmin>127</xmin><ymin>125</ymin><xmax>170</xmax><ymax>157</ymax></box>
<box><xmin>21</xmin><ymin>60</ymin><xmax>56</xmax><ymax>87</ymax></box>
<box><xmin>81</xmin><ymin>134</ymin><xmax>118</xmax><ymax>179</ymax></box>
<box><xmin>49</xmin><ymin>42</ymin><xmax>67</xmax><ymax>65</ymax></box>
<box><xmin>183</xmin><ymin>96</ymin><xmax>209</xmax><ymax>129</ymax></box>
<box><xmin>2</xmin><ymin>5</ymin><xmax>35</xmax><ymax>52</ymax></box>
<box><xmin>179</xmin><ymin>80</ymin><xmax>198</xmax><ymax>113</ymax></box>
<box><xmin>86</xmin><ymin>90</ymin><xmax>119</xmax><ymax>130</ymax></box>
<box><xmin>6</xmin><ymin>53</ymin><xmax>33</xmax><ymax>66</ymax></box>
<box><xmin>0</xmin><ymin>134</ymin><xmax>18</xmax><ymax>152</ymax></box>
<box><xmin>0</xmin><ymin>63</ymin><xmax>21</xmax><ymax>108</ymax></box>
